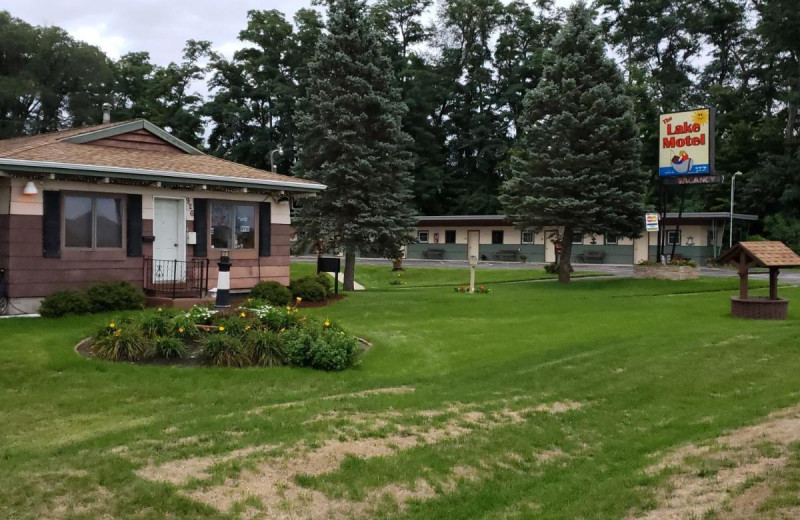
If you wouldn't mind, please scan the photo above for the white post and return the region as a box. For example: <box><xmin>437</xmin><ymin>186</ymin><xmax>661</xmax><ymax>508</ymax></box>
<box><xmin>730</xmin><ymin>171</ymin><xmax>742</xmax><ymax>248</ymax></box>
<box><xmin>469</xmin><ymin>255</ymin><xmax>477</xmax><ymax>293</ymax></box>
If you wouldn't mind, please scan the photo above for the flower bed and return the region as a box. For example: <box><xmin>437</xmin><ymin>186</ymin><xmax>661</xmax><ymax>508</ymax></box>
<box><xmin>454</xmin><ymin>285</ymin><xmax>491</xmax><ymax>294</ymax></box>
<box><xmin>633</xmin><ymin>263</ymin><xmax>699</xmax><ymax>281</ymax></box>
<box><xmin>86</xmin><ymin>299</ymin><xmax>361</xmax><ymax>371</ymax></box>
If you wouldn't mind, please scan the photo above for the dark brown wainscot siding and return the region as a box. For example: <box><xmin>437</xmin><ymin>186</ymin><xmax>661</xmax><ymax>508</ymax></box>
<box><xmin>4</xmin><ymin>215</ymin><xmax>147</xmax><ymax>298</ymax></box>
<box><xmin>201</xmin><ymin>223</ymin><xmax>291</xmax><ymax>289</ymax></box>
<box><xmin>5</xmin><ymin>216</ymin><xmax>290</xmax><ymax>298</ymax></box>
<box><xmin>91</xmin><ymin>129</ymin><xmax>185</xmax><ymax>154</ymax></box>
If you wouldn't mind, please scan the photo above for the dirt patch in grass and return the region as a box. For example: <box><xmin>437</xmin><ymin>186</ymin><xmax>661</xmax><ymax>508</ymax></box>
<box><xmin>139</xmin><ymin>399</ymin><xmax>582</xmax><ymax>519</ymax></box>
<box><xmin>630</xmin><ymin>404</ymin><xmax>800</xmax><ymax>520</ymax></box>
<box><xmin>244</xmin><ymin>386</ymin><xmax>415</xmax><ymax>416</ymax></box>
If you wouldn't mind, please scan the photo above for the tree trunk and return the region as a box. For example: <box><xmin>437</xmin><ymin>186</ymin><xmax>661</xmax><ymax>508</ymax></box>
<box><xmin>559</xmin><ymin>227</ymin><xmax>573</xmax><ymax>284</ymax></box>
<box><xmin>343</xmin><ymin>248</ymin><xmax>356</xmax><ymax>291</ymax></box>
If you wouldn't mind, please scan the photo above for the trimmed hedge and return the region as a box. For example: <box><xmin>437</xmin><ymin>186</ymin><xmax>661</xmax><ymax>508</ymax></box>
<box><xmin>40</xmin><ymin>281</ymin><xmax>144</xmax><ymax>318</ymax></box>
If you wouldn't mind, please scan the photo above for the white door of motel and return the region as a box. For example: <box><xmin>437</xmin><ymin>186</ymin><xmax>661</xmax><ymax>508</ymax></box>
<box><xmin>153</xmin><ymin>198</ymin><xmax>186</xmax><ymax>281</ymax></box>
<box><xmin>544</xmin><ymin>230</ymin><xmax>558</xmax><ymax>263</ymax></box>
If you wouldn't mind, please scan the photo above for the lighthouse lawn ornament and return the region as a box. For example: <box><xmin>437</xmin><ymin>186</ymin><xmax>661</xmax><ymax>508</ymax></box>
<box><xmin>215</xmin><ymin>250</ymin><xmax>231</xmax><ymax>309</ymax></box>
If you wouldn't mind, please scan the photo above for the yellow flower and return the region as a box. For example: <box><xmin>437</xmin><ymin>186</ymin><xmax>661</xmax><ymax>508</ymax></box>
<box><xmin>218</xmin><ymin>326</ymin><xmax>225</xmax><ymax>332</ymax></box>
<box><xmin>108</xmin><ymin>322</ymin><xmax>115</xmax><ymax>329</ymax></box>
<box><xmin>285</xmin><ymin>306</ymin><xmax>291</xmax><ymax>312</ymax></box>
<box><xmin>279</xmin><ymin>327</ymin><xmax>286</xmax><ymax>333</ymax></box>
<box><xmin>296</xmin><ymin>296</ymin><xmax>302</xmax><ymax>302</ymax></box>
<box><xmin>157</xmin><ymin>307</ymin><xmax>163</xmax><ymax>312</ymax></box>
<box><xmin>240</xmin><ymin>312</ymin><xmax>247</xmax><ymax>318</ymax></box>
<box><xmin>247</xmin><ymin>297</ymin><xmax>253</xmax><ymax>302</ymax></box>
<box><xmin>324</xmin><ymin>320</ymin><xmax>330</xmax><ymax>327</ymax></box>
<box><xmin>113</xmin><ymin>329</ymin><xmax>121</xmax><ymax>336</ymax></box>
<box><xmin>178</xmin><ymin>327</ymin><xmax>185</xmax><ymax>333</ymax></box>
<box><xmin>245</xmin><ymin>325</ymin><xmax>251</xmax><ymax>331</ymax></box>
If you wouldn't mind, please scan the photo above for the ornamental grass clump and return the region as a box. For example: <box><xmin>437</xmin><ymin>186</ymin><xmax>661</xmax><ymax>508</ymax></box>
<box><xmin>245</xmin><ymin>329</ymin><xmax>287</xmax><ymax>367</ymax></box>
<box><xmin>154</xmin><ymin>336</ymin><xmax>186</xmax><ymax>359</ymax></box>
<box><xmin>202</xmin><ymin>334</ymin><xmax>248</xmax><ymax>367</ymax></box>
<box><xmin>92</xmin><ymin>322</ymin><xmax>153</xmax><ymax>362</ymax></box>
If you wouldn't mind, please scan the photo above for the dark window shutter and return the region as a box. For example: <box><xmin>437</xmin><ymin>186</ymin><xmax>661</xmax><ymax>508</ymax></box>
<box><xmin>126</xmin><ymin>194</ymin><xmax>142</xmax><ymax>257</ymax></box>
<box><xmin>194</xmin><ymin>198</ymin><xmax>207</xmax><ymax>257</ymax></box>
<box><xmin>42</xmin><ymin>191</ymin><xmax>61</xmax><ymax>258</ymax></box>
<box><xmin>259</xmin><ymin>202</ymin><xmax>271</xmax><ymax>257</ymax></box>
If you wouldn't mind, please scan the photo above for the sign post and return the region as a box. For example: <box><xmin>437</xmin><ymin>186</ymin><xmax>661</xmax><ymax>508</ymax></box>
<box><xmin>316</xmin><ymin>256</ymin><xmax>341</xmax><ymax>296</ymax></box>
<box><xmin>469</xmin><ymin>255</ymin><xmax>478</xmax><ymax>293</ymax></box>
<box><xmin>645</xmin><ymin>213</ymin><xmax>660</xmax><ymax>233</ymax></box>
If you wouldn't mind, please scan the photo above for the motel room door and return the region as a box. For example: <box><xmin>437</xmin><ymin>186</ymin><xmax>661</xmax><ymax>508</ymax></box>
<box><xmin>153</xmin><ymin>197</ymin><xmax>186</xmax><ymax>281</ymax></box>
<box><xmin>544</xmin><ymin>230</ymin><xmax>559</xmax><ymax>263</ymax></box>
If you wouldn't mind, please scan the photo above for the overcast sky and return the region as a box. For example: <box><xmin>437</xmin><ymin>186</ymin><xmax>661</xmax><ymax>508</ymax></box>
<box><xmin>5</xmin><ymin>0</ymin><xmax>574</xmax><ymax>66</ymax></box>
<box><xmin>4</xmin><ymin>0</ymin><xmax>317</xmax><ymax>64</ymax></box>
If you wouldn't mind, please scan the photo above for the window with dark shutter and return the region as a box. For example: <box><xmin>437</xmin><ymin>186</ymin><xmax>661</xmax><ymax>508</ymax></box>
<box><xmin>42</xmin><ymin>191</ymin><xmax>61</xmax><ymax>258</ymax></box>
<box><xmin>259</xmin><ymin>202</ymin><xmax>271</xmax><ymax>257</ymax></box>
<box><xmin>194</xmin><ymin>199</ymin><xmax>208</xmax><ymax>257</ymax></box>
<box><xmin>126</xmin><ymin>194</ymin><xmax>142</xmax><ymax>256</ymax></box>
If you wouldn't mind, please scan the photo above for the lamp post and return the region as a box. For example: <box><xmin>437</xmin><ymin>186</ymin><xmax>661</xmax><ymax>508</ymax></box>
<box><xmin>730</xmin><ymin>171</ymin><xmax>743</xmax><ymax>248</ymax></box>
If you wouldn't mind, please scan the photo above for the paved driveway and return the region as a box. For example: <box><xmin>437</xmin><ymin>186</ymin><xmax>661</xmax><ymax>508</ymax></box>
<box><xmin>293</xmin><ymin>256</ymin><xmax>800</xmax><ymax>286</ymax></box>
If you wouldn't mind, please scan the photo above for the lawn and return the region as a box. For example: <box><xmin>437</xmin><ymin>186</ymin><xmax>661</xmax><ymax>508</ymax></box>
<box><xmin>290</xmin><ymin>261</ymin><xmax>603</xmax><ymax>289</ymax></box>
<box><xmin>1</xmin><ymin>271</ymin><xmax>799</xmax><ymax>519</ymax></box>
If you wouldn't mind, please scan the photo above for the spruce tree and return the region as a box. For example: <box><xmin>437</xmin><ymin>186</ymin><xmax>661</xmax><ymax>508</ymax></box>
<box><xmin>500</xmin><ymin>2</ymin><xmax>645</xmax><ymax>283</ymax></box>
<box><xmin>293</xmin><ymin>0</ymin><xmax>415</xmax><ymax>290</ymax></box>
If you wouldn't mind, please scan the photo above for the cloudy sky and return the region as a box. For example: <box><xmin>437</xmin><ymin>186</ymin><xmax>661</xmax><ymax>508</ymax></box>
<box><xmin>5</xmin><ymin>0</ymin><xmax>574</xmax><ymax>66</ymax></box>
<box><xmin>4</xmin><ymin>0</ymin><xmax>317</xmax><ymax>64</ymax></box>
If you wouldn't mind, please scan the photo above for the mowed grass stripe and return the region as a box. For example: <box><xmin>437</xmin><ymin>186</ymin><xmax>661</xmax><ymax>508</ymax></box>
<box><xmin>0</xmin><ymin>274</ymin><xmax>798</xmax><ymax>519</ymax></box>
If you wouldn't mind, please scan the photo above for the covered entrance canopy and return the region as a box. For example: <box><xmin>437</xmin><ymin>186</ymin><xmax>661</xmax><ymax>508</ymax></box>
<box><xmin>715</xmin><ymin>241</ymin><xmax>800</xmax><ymax>320</ymax></box>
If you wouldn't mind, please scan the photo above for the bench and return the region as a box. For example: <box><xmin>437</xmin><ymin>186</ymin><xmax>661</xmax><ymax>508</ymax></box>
<box><xmin>423</xmin><ymin>248</ymin><xmax>445</xmax><ymax>260</ymax></box>
<box><xmin>575</xmin><ymin>250</ymin><xmax>605</xmax><ymax>263</ymax></box>
<box><xmin>494</xmin><ymin>250</ymin><xmax>519</xmax><ymax>262</ymax></box>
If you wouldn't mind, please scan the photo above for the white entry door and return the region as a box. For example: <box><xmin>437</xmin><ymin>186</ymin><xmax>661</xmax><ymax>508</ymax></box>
<box><xmin>544</xmin><ymin>230</ymin><xmax>559</xmax><ymax>263</ymax></box>
<box><xmin>153</xmin><ymin>198</ymin><xmax>185</xmax><ymax>281</ymax></box>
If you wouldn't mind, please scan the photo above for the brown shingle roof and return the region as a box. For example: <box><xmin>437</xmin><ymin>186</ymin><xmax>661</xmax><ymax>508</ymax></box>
<box><xmin>716</xmin><ymin>241</ymin><xmax>800</xmax><ymax>267</ymax></box>
<box><xmin>0</xmin><ymin>120</ymin><xmax>323</xmax><ymax>191</ymax></box>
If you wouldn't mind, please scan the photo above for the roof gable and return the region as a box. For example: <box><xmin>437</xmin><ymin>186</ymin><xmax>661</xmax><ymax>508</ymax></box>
<box><xmin>716</xmin><ymin>241</ymin><xmax>800</xmax><ymax>268</ymax></box>
<box><xmin>63</xmin><ymin>120</ymin><xmax>201</xmax><ymax>155</ymax></box>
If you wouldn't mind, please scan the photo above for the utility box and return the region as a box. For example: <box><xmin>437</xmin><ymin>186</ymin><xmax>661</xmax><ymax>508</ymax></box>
<box><xmin>186</xmin><ymin>231</ymin><xmax>197</xmax><ymax>245</ymax></box>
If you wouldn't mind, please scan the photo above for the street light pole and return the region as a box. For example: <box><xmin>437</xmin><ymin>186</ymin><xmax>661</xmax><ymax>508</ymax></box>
<box><xmin>730</xmin><ymin>171</ymin><xmax>743</xmax><ymax>248</ymax></box>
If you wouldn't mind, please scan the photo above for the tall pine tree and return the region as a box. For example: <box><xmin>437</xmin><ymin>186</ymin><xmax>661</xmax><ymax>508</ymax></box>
<box><xmin>293</xmin><ymin>0</ymin><xmax>415</xmax><ymax>290</ymax></box>
<box><xmin>500</xmin><ymin>2</ymin><xmax>645</xmax><ymax>283</ymax></box>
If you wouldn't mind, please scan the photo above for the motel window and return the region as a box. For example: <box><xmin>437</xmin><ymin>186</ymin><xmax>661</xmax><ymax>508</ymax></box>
<box><xmin>491</xmin><ymin>230</ymin><xmax>504</xmax><ymax>244</ymax></box>
<box><xmin>418</xmin><ymin>230</ymin><xmax>429</xmax><ymax>243</ymax></box>
<box><xmin>522</xmin><ymin>230</ymin><xmax>534</xmax><ymax>244</ymax></box>
<box><xmin>667</xmin><ymin>230</ymin><xmax>681</xmax><ymax>246</ymax></box>
<box><xmin>445</xmin><ymin>230</ymin><xmax>456</xmax><ymax>244</ymax></box>
<box><xmin>64</xmin><ymin>194</ymin><xmax>123</xmax><ymax>249</ymax></box>
<box><xmin>605</xmin><ymin>234</ymin><xmax>618</xmax><ymax>245</ymax></box>
<box><xmin>211</xmin><ymin>202</ymin><xmax>256</xmax><ymax>250</ymax></box>
<box><xmin>572</xmin><ymin>231</ymin><xmax>583</xmax><ymax>244</ymax></box>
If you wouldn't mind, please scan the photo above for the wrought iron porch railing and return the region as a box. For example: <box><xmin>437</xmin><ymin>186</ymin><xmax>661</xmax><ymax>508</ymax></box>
<box><xmin>143</xmin><ymin>257</ymin><xmax>210</xmax><ymax>299</ymax></box>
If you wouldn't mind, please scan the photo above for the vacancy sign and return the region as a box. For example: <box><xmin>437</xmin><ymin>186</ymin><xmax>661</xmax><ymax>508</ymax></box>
<box><xmin>659</xmin><ymin>108</ymin><xmax>714</xmax><ymax>178</ymax></box>
<box><xmin>645</xmin><ymin>213</ymin><xmax>659</xmax><ymax>232</ymax></box>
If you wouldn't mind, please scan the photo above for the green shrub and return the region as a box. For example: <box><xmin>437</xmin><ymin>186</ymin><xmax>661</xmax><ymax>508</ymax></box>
<box><xmin>135</xmin><ymin>309</ymin><xmax>176</xmax><ymax>338</ymax></box>
<box><xmin>309</xmin><ymin>329</ymin><xmax>360</xmax><ymax>371</ymax></box>
<box><xmin>87</xmin><ymin>281</ymin><xmax>144</xmax><ymax>313</ymax></box>
<box><xmin>155</xmin><ymin>336</ymin><xmax>186</xmax><ymax>359</ymax></box>
<box><xmin>289</xmin><ymin>276</ymin><xmax>327</xmax><ymax>302</ymax></box>
<box><xmin>249</xmin><ymin>281</ymin><xmax>292</xmax><ymax>306</ymax></box>
<box><xmin>544</xmin><ymin>262</ymin><xmax>559</xmax><ymax>274</ymax></box>
<box><xmin>315</xmin><ymin>273</ymin><xmax>334</xmax><ymax>297</ymax></box>
<box><xmin>39</xmin><ymin>290</ymin><xmax>91</xmax><ymax>317</ymax></box>
<box><xmin>211</xmin><ymin>309</ymin><xmax>259</xmax><ymax>337</ymax></box>
<box><xmin>245</xmin><ymin>329</ymin><xmax>286</xmax><ymax>367</ymax></box>
<box><xmin>202</xmin><ymin>334</ymin><xmax>248</xmax><ymax>367</ymax></box>
<box><xmin>283</xmin><ymin>327</ymin><xmax>322</xmax><ymax>367</ymax></box>
<box><xmin>170</xmin><ymin>313</ymin><xmax>200</xmax><ymax>339</ymax></box>
<box><xmin>92</xmin><ymin>326</ymin><xmax>153</xmax><ymax>361</ymax></box>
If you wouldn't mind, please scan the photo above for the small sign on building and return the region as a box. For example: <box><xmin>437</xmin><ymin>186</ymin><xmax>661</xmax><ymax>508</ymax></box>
<box><xmin>645</xmin><ymin>213</ymin><xmax>659</xmax><ymax>232</ymax></box>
